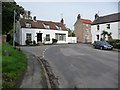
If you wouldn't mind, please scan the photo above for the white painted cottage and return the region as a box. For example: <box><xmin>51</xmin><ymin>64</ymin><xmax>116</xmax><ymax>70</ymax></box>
<box><xmin>91</xmin><ymin>13</ymin><xmax>120</xmax><ymax>43</ymax></box>
<box><xmin>15</xmin><ymin>17</ymin><xmax>68</xmax><ymax>45</ymax></box>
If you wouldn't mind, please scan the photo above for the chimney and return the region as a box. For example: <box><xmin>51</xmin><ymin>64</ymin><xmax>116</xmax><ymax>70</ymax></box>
<box><xmin>33</xmin><ymin>16</ymin><xmax>37</xmax><ymax>21</ymax></box>
<box><xmin>61</xmin><ymin>18</ymin><xmax>64</xmax><ymax>24</ymax></box>
<box><xmin>95</xmin><ymin>13</ymin><xmax>99</xmax><ymax>19</ymax></box>
<box><xmin>77</xmin><ymin>14</ymin><xmax>81</xmax><ymax>20</ymax></box>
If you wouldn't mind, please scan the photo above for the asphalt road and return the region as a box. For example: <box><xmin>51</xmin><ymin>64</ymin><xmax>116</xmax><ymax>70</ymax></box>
<box><xmin>44</xmin><ymin>44</ymin><xmax>118</xmax><ymax>88</ymax></box>
<box><xmin>20</xmin><ymin>44</ymin><xmax>118</xmax><ymax>88</ymax></box>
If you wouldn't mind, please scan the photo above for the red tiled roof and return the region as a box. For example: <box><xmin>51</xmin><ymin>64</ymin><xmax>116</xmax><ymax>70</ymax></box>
<box><xmin>80</xmin><ymin>18</ymin><xmax>92</xmax><ymax>24</ymax></box>
<box><xmin>19</xmin><ymin>19</ymin><xmax>67</xmax><ymax>31</ymax></box>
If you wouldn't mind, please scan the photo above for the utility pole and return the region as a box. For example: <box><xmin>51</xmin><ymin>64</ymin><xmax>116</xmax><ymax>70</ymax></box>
<box><xmin>13</xmin><ymin>10</ymin><xmax>16</xmax><ymax>47</ymax></box>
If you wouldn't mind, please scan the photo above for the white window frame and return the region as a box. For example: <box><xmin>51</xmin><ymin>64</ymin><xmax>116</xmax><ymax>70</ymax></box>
<box><xmin>97</xmin><ymin>25</ymin><xmax>100</xmax><ymax>30</ymax></box>
<box><xmin>43</xmin><ymin>23</ymin><xmax>50</xmax><ymax>29</ymax></box>
<box><xmin>25</xmin><ymin>22</ymin><xmax>31</xmax><ymax>28</ymax></box>
<box><xmin>106</xmin><ymin>24</ymin><xmax>110</xmax><ymax>29</ymax></box>
<box><xmin>26</xmin><ymin>33</ymin><xmax>32</xmax><ymax>41</ymax></box>
<box><xmin>46</xmin><ymin>34</ymin><xmax>50</xmax><ymax>41</ymax></box>
<box><xmin>56</xmin><ymin>25</ymin><xmax>62</xmax><ymax>30</ymax></box>
<box><xmin>55</xmin><ymin>33</ymin><xmax>66</xmax><ymax>41</ymax></box>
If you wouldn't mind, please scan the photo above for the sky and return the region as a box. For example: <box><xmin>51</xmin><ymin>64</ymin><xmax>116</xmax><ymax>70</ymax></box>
<box><xmin>15</xmin><ymin>1</ymin><xmax>118</xmax><ymax>30</ymax></box>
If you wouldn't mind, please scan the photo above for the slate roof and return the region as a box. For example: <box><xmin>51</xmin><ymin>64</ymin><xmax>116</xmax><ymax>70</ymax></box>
<box><xmin>19</xmin><ymin>19</ymin><xmax>67</xmax><ymax>31</ymax></box>
<box><xmin>92</xmin><ymin>13</ymin><xmax>120</xmax><ymax>25</ymax></box>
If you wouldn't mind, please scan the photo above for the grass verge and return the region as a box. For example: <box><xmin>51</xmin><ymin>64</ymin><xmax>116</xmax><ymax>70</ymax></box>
<box><xmin>2</xmin><ymin>44</ymin><xmax>27</xmax><ymax>88</ymax></box>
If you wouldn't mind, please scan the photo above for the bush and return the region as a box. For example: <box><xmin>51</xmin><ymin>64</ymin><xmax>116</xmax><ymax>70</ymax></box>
<box><xmin>107</xmin><ymin>39</ymin><xmax>120</xmax><ymax>49</ymax></box>
<box><xmin>25</xmin><ymin>40</ymin><xmax>32</xmax><ymax>45</ymax></box>
<box><xmin>33</xmin><ymin>40</ymin><xmax>36</xmax><ymax>45</ymax></box>
<box><xmin>52</xmin><ymin>39</ymin><xmax>58</xmax><ymax>44</ymax></box>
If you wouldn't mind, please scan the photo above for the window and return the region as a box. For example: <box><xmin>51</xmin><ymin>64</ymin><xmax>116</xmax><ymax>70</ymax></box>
<box><xmin>82</xmin><ymin>23</ymin><xmax>85</xmax><ymax>26</ymax></box>
<box><xmin>96</xmin><ymin>35</ymin><xmax>99</xmax><ymax>40</ymax></box>
<box><xmin>86</xmin><ymin>29</ymin><xmax>89</xmax><ymax>32</ymax></box>
<box><xmin>25</xmin><ymin>22</ymin><xmax>31</xmax><ymax>28</ymax></box>
<box><xmin>86</xmin><ymin>24</ymin><xmax>89</xmax><ymax>27</ymax></box>
<box><xmin>45</xmin><ymin>25</ymin><xmax>50</xmax><ymax>29</ymax></box>
<box><xmin>97</xmin><ymin>25</ymin><xmax>99</xmax><ymax>30</ymax></box>
<box><xmin>55</xmin><ymin>34</ymin><xmax>66</xmax><ymax>41</ymax></box>
<box><xmin>106</xmin><ymin>24</ymin><xmax>110</xmax><ymax>29</ymax></box>
<box><xmin>46</xmin><ymin>34</ymin><xmax>50</xmax><ymax>41</ymax></box>
<box><xmin>56</xmin><ymin>25</ymin><xmax>62</xmax><ymax>30</ymax></box>
<box><xmin>43</xmin><ymin>23</ymin><xmax>50</xmax><ymax>29</ymax></box>
<box><xmin>26</xmin><ymin>33</ymin><xmax>32</xmax><ymax>41</ymax></box>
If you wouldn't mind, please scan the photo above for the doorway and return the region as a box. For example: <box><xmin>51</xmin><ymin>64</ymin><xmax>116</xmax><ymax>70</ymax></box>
<box><xmin>37</xmin><ymin>33</ymin><xmax>42</xmax><ymax>42</ymax></box>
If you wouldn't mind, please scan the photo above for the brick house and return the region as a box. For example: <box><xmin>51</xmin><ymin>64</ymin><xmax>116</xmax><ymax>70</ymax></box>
<box><xmin>74</xmin><ymin>14</ymin><xmax>92</xmax><ymax>43</ymax></box>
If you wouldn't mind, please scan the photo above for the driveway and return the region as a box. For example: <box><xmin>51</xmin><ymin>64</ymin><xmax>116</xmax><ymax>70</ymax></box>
<box><xmin>20</xmin><ymin>44</ymin><xmax>118</xmax><ymax>88</ymax></box>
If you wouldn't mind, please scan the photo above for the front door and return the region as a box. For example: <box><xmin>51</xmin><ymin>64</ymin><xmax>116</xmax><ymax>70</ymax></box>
<box><xmin>37</xmin><ymin>33</ymin><xmax>42</xmax><ymax>42</ymax></box>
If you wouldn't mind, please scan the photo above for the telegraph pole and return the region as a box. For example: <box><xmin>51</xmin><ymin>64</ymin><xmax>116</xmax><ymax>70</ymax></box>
<box><xmin>13</xmin><ymin>10</ymin><xmax>16</xmax><ymax>47</ymax></box>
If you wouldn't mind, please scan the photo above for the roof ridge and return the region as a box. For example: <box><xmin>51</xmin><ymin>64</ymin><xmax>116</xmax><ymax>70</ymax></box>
<box><xmin>98</xmin><ymin>12</ymin><xmax>120</xmax><ymax>18</ymax></box>
<box><xmin>81</xmin><ymin>18</ymin><xmax>91</xmax><ymax>21</ymax></box>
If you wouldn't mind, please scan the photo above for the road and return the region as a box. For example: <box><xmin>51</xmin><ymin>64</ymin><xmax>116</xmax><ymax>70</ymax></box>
<box><xmin>20</xmin><ymin>44</ymin><xmax>118</xmax><ymax>88</ymax></box>
<box><xmin>44</xmin><ymin>44</ymin><xmax>118</xmax><ymax>88</ymax></box>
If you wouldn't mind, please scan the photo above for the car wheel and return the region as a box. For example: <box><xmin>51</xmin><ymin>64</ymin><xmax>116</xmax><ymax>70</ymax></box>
<box><xmin>100</xmin><ymin>47</ymin><xmax>103</xmax><ymax>50</ymax></box>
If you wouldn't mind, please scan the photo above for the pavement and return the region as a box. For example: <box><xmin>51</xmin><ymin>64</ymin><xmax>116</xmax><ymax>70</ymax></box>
<box><xmin>19</xmin><ymin>44</ymin><xmax>118</xmax><ymax>88</ymax></box>
<box><xmin>19</xmin><ymin>51</ymin><xmax>43</xmax><ymax>88</ymax></box>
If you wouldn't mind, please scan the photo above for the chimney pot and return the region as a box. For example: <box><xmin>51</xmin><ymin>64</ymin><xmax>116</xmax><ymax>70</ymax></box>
<box><xmin>33</xmin><ymin>16</ymin><xmax>36</xmax><ymax>21</ymax></box>
<box><xmin>77</xmin><ymin>14</ymin><xmax>81</xmax><ymax>20</ymax></box>
<box><xmin>61</xmin><ymin>18</ymin><xmax>64</xmax><ymax>24</ymax></box>
<box><xmin>95</xmin><ymin>14</ymin><xmax>99</xmax><ymax>19</ymax></box>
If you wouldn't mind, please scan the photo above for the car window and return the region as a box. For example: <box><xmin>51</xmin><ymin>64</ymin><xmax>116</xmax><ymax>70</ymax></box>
<box><xmin>102</xmin><ymin>41</ymin><xmax>110</xmax><ymax>45</ymax></box>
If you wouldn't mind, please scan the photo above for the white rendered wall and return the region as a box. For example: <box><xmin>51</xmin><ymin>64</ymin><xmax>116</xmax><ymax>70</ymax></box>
<box><xmin>21</xmin><ymin>28</ymin><xmax>68</xmax><ymax>45</ymax></box>
<box><xmin>91</xmin><ymin>22</ymin><xmax>119</xmax><ymax>43</ymax></box>
<box><xmin>67</xmin><ymin>37</ymin><xmax>77</xmax><ymax>43</ymax></box>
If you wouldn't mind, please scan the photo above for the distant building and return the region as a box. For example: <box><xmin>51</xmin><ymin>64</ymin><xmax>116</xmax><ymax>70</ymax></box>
<box><xmin>15</xmin><ymin>17</ymin><xmax>68</xmax><ymax>45</ymax></box>
<box><xmin>74</xmin><ymin>14</ymin><xmax>92</xmax><ymax>43</ymax></box>
<box><xmin>91</xmin><ymin>13</ymin><xmax>120</xmax><ymax>43</ymax></box>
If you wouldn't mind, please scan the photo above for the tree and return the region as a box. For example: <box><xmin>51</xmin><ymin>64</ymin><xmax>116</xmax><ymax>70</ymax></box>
<box><xmin>101</xmin><ymin>31</ymin><xmax>112</xmax><ymax>41</ymax></box>
<box><xmin>28</xmin><ymin>11</ymin><xmax>32</xmax><ymax>19</ymax></box>
<box><xmin>2</xmin><ymin>2</ymin><xmax>25</xmax><ymax>35</ymax></box>
<box><xmin>22</xmin><ymin>10</ymin><xmax>32</xmax><ymax>19</ymax></box>
<box><xmin>101</xmin><ymin>30</ymin><xmax>108</xmax><ymax>41</ymax></box>
<box><xmin>68</xmin><ymin>28</ymin><xmax>75</xmax><ymax>37</ymax></box>
<box><xmin>107</xmin><ymin>32</ymin><xmax>112</xmax><ymax>40</ymax></box>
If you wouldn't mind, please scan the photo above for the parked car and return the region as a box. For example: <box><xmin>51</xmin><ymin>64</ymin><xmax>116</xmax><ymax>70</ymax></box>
<box><xmin>93</xmin><ymin>41</ymin><xmax>113</xmax><ymax>50</ymax></box>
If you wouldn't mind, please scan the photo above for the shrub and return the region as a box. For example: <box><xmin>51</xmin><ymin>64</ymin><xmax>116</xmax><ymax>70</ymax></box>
<box><xmin>107</xmin><ymin>39</ymin><xmax>120</xmax><ymax>49</ymax></box>
<box><xmin>52</xmin><ymin>39</ymin><xmax>58</xmax><ymax>44</ymax></box>
<box><xmin>33</xmin><ymin>40</ymin><xmax>36</xmax><ymax>45</ymax></box>
<box><xmin>25</xmin><ymin>40</ymin><xmax>32</xmax><ymax>45</ymax></box>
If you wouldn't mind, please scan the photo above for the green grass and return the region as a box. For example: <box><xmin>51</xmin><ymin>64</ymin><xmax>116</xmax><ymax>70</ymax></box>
<box><xmin>0</xmin><ymin>44</ymin><xmax>2</xmax><ymax>89</ymax></box>
<box><xmin>2</xmin><ymin>44</ymin><xmax>27</xmax><ymax>88</ymax></box>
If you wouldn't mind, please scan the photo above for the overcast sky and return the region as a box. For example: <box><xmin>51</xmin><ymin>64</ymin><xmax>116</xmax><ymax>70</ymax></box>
<box><xmin>15</xmin><ymin>1</ymin><xmax>118</xmax><ymax>30</ymax></box>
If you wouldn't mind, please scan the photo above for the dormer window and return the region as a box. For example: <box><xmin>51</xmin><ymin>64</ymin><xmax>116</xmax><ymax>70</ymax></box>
<box><xmin>45</xmin><ymin>25</ymin><xmax>50</xmax><ymax>29</ymax></box>
<box><xmin>25</xmin><ymin>22</ymin><xmax>31</xmax><ymax>28</ymax></box>
<box><xmin>43</xmin><ymin>23</ymin><xmax>50</xmax><ymax>29</ymax></box>
<box><xmin>56</xmin><ymin>25</ymin><xmax>62</xmax><ymax>30</ymax></box>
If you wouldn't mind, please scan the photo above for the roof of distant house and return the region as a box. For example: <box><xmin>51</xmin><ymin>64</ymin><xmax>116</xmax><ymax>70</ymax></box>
<box><xmin>80</xmin><ymin>19</ymin><xmax>92</xmax><ymax>24</ymax></box>
<box><xmin>19</xmin><ymin>19</ymin><xmax>67</xmax><ymax>31</ymax></box>
<box><xmin>74</xmin><ymin>18</ymin><xmax>92</xmax><ymax>26</ymax></box>
<box><xmin>92</xmin><ymin>12</ymin><xmax>120</xmax><ymax>25</ymax></box>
